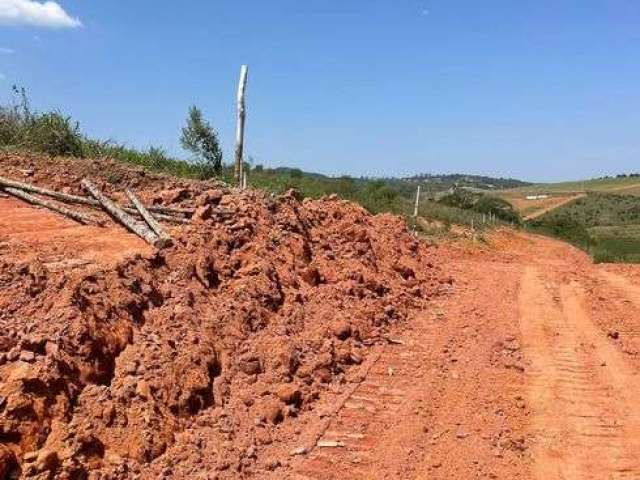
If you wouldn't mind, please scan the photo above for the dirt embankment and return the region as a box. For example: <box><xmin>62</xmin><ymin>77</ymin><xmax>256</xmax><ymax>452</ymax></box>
<box><xmin>5</xmin><ymin>153</ymin><xmax>640</xmax><ymax>480</ymax></box>
<box><xmin>0</xmin><ymin>153</ymin><xmax>449</xmax><ymax>479</ymax></box>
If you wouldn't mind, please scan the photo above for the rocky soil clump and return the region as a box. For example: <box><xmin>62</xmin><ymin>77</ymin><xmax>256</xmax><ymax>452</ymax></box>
<box><xmin>0</xmin><ymin>153</ymin><xmax>448</xmax><ymax>479</ymax></box>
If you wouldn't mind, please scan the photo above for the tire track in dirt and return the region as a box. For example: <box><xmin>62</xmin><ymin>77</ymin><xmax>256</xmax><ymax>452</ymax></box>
<box><xmin>286</xmin><ymin>251</ymin><xmax>530</xmax><ymax>480</ymax></box>
<box><xmin>520</xmin><ymin>266</ymin><xmax>640</xmax><ymax>479</ymax></box>
<box><xmin>599</xmin><ymin>270</ymin><xmax>640</xmax><ymax>307</ymax></box>
<box><xmin>289</xmin><ymin>337</ymin><xmax>435</xmax><ymax>479</ymax></box>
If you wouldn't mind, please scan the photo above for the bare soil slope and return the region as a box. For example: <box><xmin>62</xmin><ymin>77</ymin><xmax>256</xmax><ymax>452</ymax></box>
<box><xmin>0</xmin><ymin>153</ymin><xmax>448</xmax><ymax>479</ymax></box>
<box><xmin>2</xmin><ymin>153</ymin><xmax>640</xmax><ymax>480</ymax></box>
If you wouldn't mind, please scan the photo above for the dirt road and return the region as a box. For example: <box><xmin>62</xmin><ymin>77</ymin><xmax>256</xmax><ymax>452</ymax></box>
<box><xmin>283</xmin><ymin>231</ymin><xmax>640</xmax><ymax>479</ymax></box>
<box><xmin>522</xmin><ymin>193</ymin><xmax>585</xmax><ymax>220</ymax></box>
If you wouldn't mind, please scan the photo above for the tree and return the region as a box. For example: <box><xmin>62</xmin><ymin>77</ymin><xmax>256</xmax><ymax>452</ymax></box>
<box><xmin>180</xmin><ymin>105</ymin><xmax>223</xmax><ymax>175</ymax></box>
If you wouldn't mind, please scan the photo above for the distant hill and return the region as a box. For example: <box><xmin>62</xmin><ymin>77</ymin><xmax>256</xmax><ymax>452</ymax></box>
<box><xmin>528</xmin><ymin>192</ymin><xmax>640</xmax><ymax>263</ymax></box>
<box><xmin>496</xmin><ymin>175</ymin><xmax>640</xmax><ymax>220</ymax></box>
<box><xmin>404</xmin><ymin>173</ymin><xmax>531</xmax><ymax>192</ymax></box>
<box><xmin>498</xmin><ymin>175</ymin><xmax>640</xmax><ymax>196</ymax></box>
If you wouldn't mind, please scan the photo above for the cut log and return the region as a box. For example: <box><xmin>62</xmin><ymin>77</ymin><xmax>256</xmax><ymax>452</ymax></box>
<box><xmin>0</xmin><ymin>175</ymin><xmax>100</xmax><ymax>207</ymax></box>
<box><xmin>81</xmin><ymin>179</ymin><xmax>166</xmax><ymax>248</ymax></box>
<box><xmin>124</xmin><ymin>204</ymin><xmax>194</xmax><ymax>217</ymax></box>
<box><xmin>0</xmin><ymin>176</ymin><xmax>190</xmax><ymax>222</ymax></box>
<box><xmin>125</xmin><ymin>189</ymin><xmax>173</xmax><ymax>246</ymax></box>
<box><xmin>128</xmin><ymin>209</ymin><xmax>189</xmax><ymax>224</ymax></box>
<box><xmin>2</xmin><ymin>187</ymin><xmax>102</xmax><ymax>225</ymax></box>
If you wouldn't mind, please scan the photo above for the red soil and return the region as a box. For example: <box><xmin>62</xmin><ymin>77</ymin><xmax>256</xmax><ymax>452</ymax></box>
<box><xmin>2</xmin><ymin>153</ymin><xmax>640</xmax><ymax>480</ymax></box>
<box><xmin>0</xmin><ymin>153</ymin><xmax>448</xmax><ymax>479</ymax></box>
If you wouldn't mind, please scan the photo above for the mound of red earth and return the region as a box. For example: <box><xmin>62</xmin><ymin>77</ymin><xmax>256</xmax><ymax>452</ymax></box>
<box><xmin>0</xmin><ymin>153</ymin><xmax>448</xmax><ymax>479</ymax></box>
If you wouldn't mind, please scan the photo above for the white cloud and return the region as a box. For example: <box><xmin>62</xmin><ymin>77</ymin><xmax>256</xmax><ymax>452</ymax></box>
<box><xmin>0</xmin><ymin>0</ymin><xmax>82</xmax><ymax>29</ymax></box>
<box><xmin>0</xmin><ymin>47</ymin><xmax>14</xmax><ymax>53</ymax></box>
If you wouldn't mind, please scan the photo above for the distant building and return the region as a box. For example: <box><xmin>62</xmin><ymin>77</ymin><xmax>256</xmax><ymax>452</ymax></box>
<box><xmin>525</xmin><ymin>194</ymin><xmax>550</xmax><ymax>200</ymax></box>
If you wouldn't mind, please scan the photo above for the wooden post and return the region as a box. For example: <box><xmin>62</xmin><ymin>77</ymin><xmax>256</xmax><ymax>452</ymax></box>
<box><xmin>0</xmin><ymin>175</ymin><xmax>99</xmax><ymax>207</ymax></box>
<box><xmin>125</xmin><ymin>189</ymin><xmax>173</xmax><ymax>247</ymax></box>
<box><xmin>242</xmin><ymin>171</ymin><xmax>248</xmax><ymax>190</ymax></box>
<box><xmin>2</xmin><ymin>187</ymin><xmax>102</xmax><ymax>225</ymax></box>
<box><xmin>0</xmin><ymin>176</ymin><xmax>191</xmax><ymax>220</ymax></box>
<box><xmin>234</xmin><ymin>65</ymin><xmax>249</xmax><ymax>185</ymax></box>
<box><xmin>413</xmin><ymin>185</ymin><xmax>421</xmax><ymax>217</ymax></box>
<box><xmin>124</xmin><ymin>204</ymin><xmax>194</xmax><ymax>216</ymax></box>
<box><xmin>82</xmin><ymin>179</ymin><xmax>163</xmax><ymax>248</ymax></box>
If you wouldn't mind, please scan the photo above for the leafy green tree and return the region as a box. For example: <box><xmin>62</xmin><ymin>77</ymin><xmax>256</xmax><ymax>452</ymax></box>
<box><xmin>180</xmin><ymin>105</ymin><xmax>223</xmax><ymax>175</ymax></box>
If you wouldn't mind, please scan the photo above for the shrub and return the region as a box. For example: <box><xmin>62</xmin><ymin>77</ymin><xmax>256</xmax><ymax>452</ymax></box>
<box><xmin>22</xmin><ymin>111</ymin><xmax>83</xmax><ymax>157</ymax></box>
<box><xmin>438</xmin><ymin>188</ymin><xmax>521</xmax><ymax>223</ymax></box>
<box><xmin>180</xmin><ymin>105</ymin><xmax>223</xmax><ymax>176</ymax></box>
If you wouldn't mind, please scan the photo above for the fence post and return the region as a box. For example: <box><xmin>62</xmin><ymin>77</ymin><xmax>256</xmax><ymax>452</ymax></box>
<box><xmin>234</xmin><ymin>65</ymin><xmax>249</xmax><ymax>186</ymax></box>
<box><xmin>413</xmin><ymin>185</ymin><xmax>421</xmax><ymax>218</ymax></box>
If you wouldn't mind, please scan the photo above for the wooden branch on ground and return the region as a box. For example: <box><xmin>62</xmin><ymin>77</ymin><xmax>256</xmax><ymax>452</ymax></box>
<box><xmin>2</xmin><ymin>187</ymin><xmax>102</xmax><ymax>225</ymax></box>
<box><xmin>124</xmin><ymin>204</ymin><xmax>194</xmax><ymax>217</ymax></box>
<box><xmin>0</xmin><ymin>175</ymin><xmax>188</xmax><ymax>223</ymax></box>
<box><xmin>0</xmin><ymin>175</ymin><xmax>100</xmax><ymax>207</ymax></box>
<box><xmin>125</xmin><ymin>189</ymin><xmax>172</xmax><ymax>246</ymax></box>
<box><xmin>81</xmin><ymin>179</ymin><xmax>166</xmax><ymax>248</ymax></box>
<box><xmin>127</xmin><ymin>209</ymin><xmax>189</xmax><ymax>224</ymax></box>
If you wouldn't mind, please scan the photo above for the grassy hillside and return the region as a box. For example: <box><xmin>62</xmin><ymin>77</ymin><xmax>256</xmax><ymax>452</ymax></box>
<box><xmin>497</xmin><ymin>174</ymin><xmax>640</xmax><ymax>220</ymax></box>
<box><xmin>501</xmin><ymin>176</ymin><xmax>640</xmax><ymax>196</ymax></box>
<box><xmin>404</xmin><ymin>173</ymin><xmax>530</xmax><ymax>193</ymax></box>
<box><xmin>528</xmin><ymin>192</ymin><xmax>640</xmax><ymax>263</ymax></box>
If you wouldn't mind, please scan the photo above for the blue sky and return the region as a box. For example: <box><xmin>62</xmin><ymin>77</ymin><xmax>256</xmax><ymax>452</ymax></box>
<box><xmin>1</xmin><ymin>1</ymin><xmax>639</xmax><ymax>181</ymax></box>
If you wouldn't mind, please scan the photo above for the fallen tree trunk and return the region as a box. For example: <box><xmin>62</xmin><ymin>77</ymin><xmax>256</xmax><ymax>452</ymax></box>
<box><xmin>126</xmin><ymin>189</ymin><xmax>173</xmax><ymax>246</ymax></box>
<box><xmin>2</xmin><ymin>187</ymin><xmax>102</xmax><ymax>225</ymax></box>
<box><xmin>126</xmin><ymin>209</ymin><xmax>189</xmax><ymax>224</ymax></box>
<box><xmin>0</xmin><ymin>175</ymin><xmax>100</xmax><ymax>207</ymax></box>
<box><xmin>81</xmin><ymin>179</ymin><xmax>166</xmax><ymax>248</ymax></box>
<box><xmin>0</xmin><ymin>175</ymin><xmax>190</xmax><ymax>222</ymax></box>
<box><xmin>125</xmin><ymin>204</ymin><xmax>194</xmax><ymax>216</ymax></box>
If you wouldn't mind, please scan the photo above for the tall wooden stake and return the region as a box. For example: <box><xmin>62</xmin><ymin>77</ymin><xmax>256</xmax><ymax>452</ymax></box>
<box><xmin>234</xmin><ymin>65</ymin><xmax>249</xmax><ymax>185</ymax></box>
<box><xmin>413</xmin><ymin>185</ymin><xmax>421</xmax><ymax>217</ymax></box>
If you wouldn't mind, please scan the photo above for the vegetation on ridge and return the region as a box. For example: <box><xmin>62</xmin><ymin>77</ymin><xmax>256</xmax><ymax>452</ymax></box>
<box><xmin>528</xmin><ymin>193</ymin><xmax>640</xmax><ymax>263</ymax></box>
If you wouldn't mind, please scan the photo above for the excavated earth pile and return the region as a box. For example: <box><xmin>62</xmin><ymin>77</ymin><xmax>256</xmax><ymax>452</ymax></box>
<box><xmin>0</xmin><ymin>153</ymin><xmax>448</xmax><ymax>479</ymax></box>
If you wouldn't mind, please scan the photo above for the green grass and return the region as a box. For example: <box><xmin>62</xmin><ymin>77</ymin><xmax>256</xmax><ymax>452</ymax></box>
<box><xmin>418</xmin><ymin>200</ymin><xmax>497</xmax><ymax>229</ymax></box>
<box><xmin>528</xmin><ymin>192</ymin><xmax>640</xmax><ymax>263</ymax></box>
<box><xmin>501</xmin><ymin>176</ymin><xmax>640</xmax><ymax>196</ymax></box>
